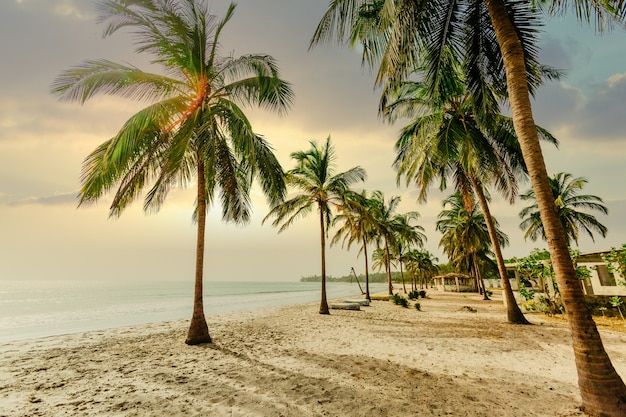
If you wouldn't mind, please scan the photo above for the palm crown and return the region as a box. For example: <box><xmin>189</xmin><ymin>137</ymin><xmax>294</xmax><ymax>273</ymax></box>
<box><xmin>519</xmin><ymin>172</ymin><xmax>608</xmax><ymax>246</ymax></box>
<box><xmin>53</xmin><ymin>1</ymin><xmax>293</xmax><ymax>220</ymax></box>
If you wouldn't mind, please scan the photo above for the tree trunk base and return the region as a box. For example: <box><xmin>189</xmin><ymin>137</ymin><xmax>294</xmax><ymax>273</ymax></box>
<box><xmin>185</xmin><ymin>316</ymin><xmax>212</xmax><ymax>345</ymax></box>
<box><xmin>508</xmin><ymin>311</ymin><xmax>531</xmax><ymax>325</ymax></box>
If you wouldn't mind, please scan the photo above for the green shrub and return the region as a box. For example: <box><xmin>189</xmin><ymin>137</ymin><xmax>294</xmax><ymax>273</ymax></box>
<box><xmin>414</xmin><ymin>302</ymin><xmax>421</xmax><ymax>311</ymax></box>
<box><xmin>408</xmin><ymin>290</ymin><xmax>419</xmax><ymax>300</ymax></box>
<box><xmin>418</xmin><ymin>290</ymin><xmax>427</xmax><ymax>298</ymax></box>
<box><xmin>391</xmin><ymin>293</ymin><xmax>409</xmax><ymax>308</ymax></box>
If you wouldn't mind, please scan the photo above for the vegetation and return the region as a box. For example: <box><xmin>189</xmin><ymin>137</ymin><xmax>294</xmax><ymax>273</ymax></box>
<box><xmin>369</xmin><ymin>191</ymin><xmax>426</xmax><ymax>295</ymax></box>
<box><xmin>602</xmin><ymin>245</ymin><xmax>626</xmax><ymax>287</ymax></box>
<box><xmin>311</xmin><ymin>1</ymin><xmax>626</xmax><ymax>413</ymax></box>
<box><xmin>610</xmin><ymin>296</ymin><xmax>626</xmax><ymax>322</ymax></box>
<box><xmin>391</xmin><ymin>293</ymin><xmax>409</xmax><ymax>308</ymax></box>
<box><xmin>436</xmin><ymin>193</ymin><xmax>507</xmax><ymax>300</ymax></box>
<box><xmin>519</xmin><ymin>172</ymin><xmax>608</xmax><ymax>246</ymax></box>
<box><xmin>52</xmin><ymin>0</ymin><xmax>293</xmax><ymax>345</ymax></box>
<box><xmin>332</xmin><ymin>190</ymin><xmax>380</xmax><ymax>301</ymax></box>
<box><xmin>386</xmin><ymin>51</ymin><xmax>555</xmax><ymax>319</ymax></box>
<box><xmin>300</xmin><ymin>271</ymin><xmax>400</xmax><ymax>283</ymax></box>
<box><xmin>264</xmin><ymin>137</ymin><xmax>366</xmax><ymax>314</ymax></box>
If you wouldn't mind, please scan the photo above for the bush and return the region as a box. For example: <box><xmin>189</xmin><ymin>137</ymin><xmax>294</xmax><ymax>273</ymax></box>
<box><xmin>414</xmin><ymin>302</ymin><xmax>421</xmax><ymax>311</ymax></box>
<box><xmin>408</xmin><ymin>290</ymin><xmax>419</xmax><ymax>300</ymax></box>
<box><xmin>418</xmin><ymin>290</ymin><xmax>427</xmax><ymax>298</ymax></box>
<box><xmin>391</xmin><ymin>293</ymin><xmax>409</xmax><ymax>308</ymax></box>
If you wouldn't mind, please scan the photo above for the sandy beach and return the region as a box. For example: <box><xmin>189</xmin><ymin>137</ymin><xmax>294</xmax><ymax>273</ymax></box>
<box><xmin>2</xmin><ymin>290</ymin><xmax>626</xmax><ymax>417</ymax></box>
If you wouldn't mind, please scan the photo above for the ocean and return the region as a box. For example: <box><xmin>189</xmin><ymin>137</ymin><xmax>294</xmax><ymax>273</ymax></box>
<box><xmin>0</xmin><ymin>279</ymin><xmax>383</xmax><ymax>343</ymax></box>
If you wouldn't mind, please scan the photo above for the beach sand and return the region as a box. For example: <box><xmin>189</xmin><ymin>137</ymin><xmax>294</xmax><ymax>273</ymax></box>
<box><xmin>2</xmin><ymin>290</ymin><xmax>626</xmax><ymax>417</ymax></box>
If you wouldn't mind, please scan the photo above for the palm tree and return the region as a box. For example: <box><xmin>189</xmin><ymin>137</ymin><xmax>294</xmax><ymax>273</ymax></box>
<box><xmin>331</xmin><ymin>190</ymin><xmax>378</xmax><ymax>301</ymax></box>
<box><xmin>407</xmin><ymin>249</ymin><xmax>439</xmax><ymax>290</ymax></box>
<box><xmin>52</xmin><ymin>1</ymin><xmax>293</xmax><ymax>345</ymax></box>
<box><xmin>437</xmin><ymin>193</ymin><xmax>508</xmax><ymax>297</ymax></box>
<box><xmin>311</xmin><ymin>2</ymin><xmax>626</xmax><ymax>413</ymax></box>
<box><xmin>387</xmin><ymin>55</ymin><xmax>557</xmax><ymax>322</ymax></box>
<box><xmin>371</xmin><ymin>247</ymin><xmax>392</xmax><ymax>275</ymax></box>
<box><xmin>369</xmin><ymin>191</ymin><xmax>426</xmax><ymax>295</ymax></box>
<box><xmin>264</xmin><ymin>137</ymin><xmax>366</xmax><ymax>314</ymax></box>
<box><xmin>520</xmin><ymin>172</ymin><xmax>608</xmax><ymax>246</ymax></box>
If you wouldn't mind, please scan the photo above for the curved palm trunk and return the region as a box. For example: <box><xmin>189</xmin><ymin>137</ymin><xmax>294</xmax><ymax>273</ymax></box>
<box><xmin>319</xmin><ymin>203</ymin><xmax>330</xmax><ymax>314</ymax></box>
<box><xmin>471</xmin><ymin>177</ymin><xmax>526</xmax><ymax>321</ymax></box>
<box><xmin>486</xmin><ymin>0</ymin><xmax>626</xmax><ymax>413</ymax></box>
<box><xmin>185</xmin><ymin>159</ymin><xmax>212</xmax><ymax>345</ymax></box>
<box><xmin>400</xmin><ymin>261</ymin><xmax>407</xmax><ymax>293</ymax></box>
<box><xmin>362</xmin><ymin>236</ymin><xmax>371</xmax><ymax>301</ymax></box>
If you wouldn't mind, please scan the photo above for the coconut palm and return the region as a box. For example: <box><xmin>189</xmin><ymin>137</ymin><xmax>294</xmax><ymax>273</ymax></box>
<box><xmin>369</xmin><ymin>191</ymin><xmax>426</xmax><ymax>295</ymax></box>
<box><xmin>331</xmin><ymin>190</ymin><xmax>378</xmax><ymax>301</ymax></box>
<box><xmin>311</xmin><ymin>1</ymin><xmax>626</xmax><ymax>412</ymax></box>
<box><xmin>437</xmin><ymin>193</ymin><xmax>508</xmax><ymax>297</ymax></box>
<box><xmin>51</xmin><ymin>1</ymin><xmax>293</xmax><ymax>345</ymax></box>
<box><xmin>387</xmin><ymin>54</ymin><xmax>557</xmax><ymax>322</ymax></box>
<box><xmin>520</xmin><ymin>172</ymin><xmax>608</xmax><ymax>246</ymax></box>
<box><xmin>263</xmin><ymin>137</ymin><xmax>366</xmax><ymax>314</ymax></box>
<box><xmin>406</xmin><ymin>249</ymin><xmax>439</xmax><ymax>290</ymax></box>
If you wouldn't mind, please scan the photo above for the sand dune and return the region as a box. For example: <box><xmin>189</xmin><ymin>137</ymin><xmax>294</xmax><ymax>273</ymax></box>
<box><xmin>2</xmin><ymin>290</ymin><xmax>626</xmax><ymax>416</ymax></box>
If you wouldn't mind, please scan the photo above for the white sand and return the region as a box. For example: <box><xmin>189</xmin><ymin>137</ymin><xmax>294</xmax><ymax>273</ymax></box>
<box><xmin>2</xmin><ymin>290</ymin><xmax>626</xmax><ymax>416</ymax></box>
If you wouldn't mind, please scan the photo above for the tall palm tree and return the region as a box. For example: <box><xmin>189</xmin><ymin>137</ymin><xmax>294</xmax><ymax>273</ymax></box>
<box><xmin>369</xmin><ymin>191</ymin><xmax>426</xmax><ymax>295</ymax></box>
<box><xmin>520</xmin><ymin>172</ymin><xmax>608</xmax><ymax>246</ymax></box>
<box><xmin>331</xmin><ymin>190</ymin><xmax>378</xmax><ymax>301</ymax></box>
<box><xmin>51</xmin><ymin>1</ymin><xmax>293</xmax><ymax>345</ymax></box>
<box><xmin>311</xmin><ymin>2</ymin><xmax>626</xmax><ymax>413</ymax></box>
<box><xmin>387</xmin><ymin>55</ymin><xmax>557</xmax><ymax>321</ymax></box>
<box><xmin>264</xmin><ymin>137</ymin><xmax>366</xmax><ymax>314</ymax></box>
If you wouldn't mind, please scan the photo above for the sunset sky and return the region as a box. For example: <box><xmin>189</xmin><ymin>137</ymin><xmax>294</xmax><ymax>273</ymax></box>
<box><xmin>1</xmin><ymin>0</ymin><xmax>626</xmax><ymax>283</ymax></box>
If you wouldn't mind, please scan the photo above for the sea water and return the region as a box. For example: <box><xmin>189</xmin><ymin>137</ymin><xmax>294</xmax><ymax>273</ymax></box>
<box><xmin>0</xmin><ymin>279</ymin><xmax>383</xmax><ymax>342</ymax></box>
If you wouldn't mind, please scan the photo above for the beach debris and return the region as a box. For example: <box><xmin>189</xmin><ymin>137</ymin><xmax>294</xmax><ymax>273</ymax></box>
<box><xmin>330</xmin><ymin>302</ymin><xmax>361</xmax><ymax>310</ymax></box>
<box><xmin>459</xmin><ymin>306</ymin><xmax>477</xmax><ymax>313</ymax></box>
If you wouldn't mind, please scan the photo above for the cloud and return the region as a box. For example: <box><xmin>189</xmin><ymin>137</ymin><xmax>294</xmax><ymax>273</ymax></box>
<box><xmin>533</xmin><ymin>74</ymin><xmax>626</xmax><ymax>144</ymax></box>
<box><xmin>10</xmin><ymin>0</ymin><xmax>93</xmax><ymax>20</ymax></box>
<box><xmin>3</xmin><ymin>191</ymin><xmax>78</xmax><ymax>207</ymax></box>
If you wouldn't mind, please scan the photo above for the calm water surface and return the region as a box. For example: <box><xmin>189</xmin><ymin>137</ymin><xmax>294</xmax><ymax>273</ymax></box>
<box><xmin>0</xmin><ymin>280</ymin><xmax>381</xmax><ymax>342</ymax></box>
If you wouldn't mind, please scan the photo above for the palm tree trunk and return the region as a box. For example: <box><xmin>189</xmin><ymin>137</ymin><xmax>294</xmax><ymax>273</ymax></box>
<box><xmin>319</xmin><ymin>203</ymin><xmax>330</xmax><ymax>314</ymax></box>
<box><xmin>363</xmin><ymin>236</ymin><xmax>371</xmax><ymax>301</ymax></box>
<box><xmin>185</xmin><ymin>158</ymin><xmax>212</xmax><ymax>345</ymax></box>
<box><xmin>385</xmin><ymin>241</ymin><xmax>393</xmax><ymax>295</ymax></box>
<box><xmin>473</xmin><ymin>253</ymin><xmax>490</xmax><ymax>300</ymax></box>
<box><xmin>486</xmin><ymin>0</ymin><xmax>626</xmax><ymax>413</ymax></box>
<box><xmin>471</xmin><ymin>177</ymin><xmax>526</xmax><ymax>320</ymax></box>
<box><xmin>400</xmin><ymin>261</ymin><xmax>407</xmax><ymax>293</ymax></box>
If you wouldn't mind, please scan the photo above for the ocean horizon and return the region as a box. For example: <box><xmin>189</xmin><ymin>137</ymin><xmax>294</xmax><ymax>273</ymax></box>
<box><xmin>0</xmin><ymin>279</ymin><xmax>383</xmax><ymax>343</ymax></box>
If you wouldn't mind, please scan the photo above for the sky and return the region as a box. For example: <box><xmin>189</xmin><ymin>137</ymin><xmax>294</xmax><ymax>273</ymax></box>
<box><xmin>1</xmin><ymin>0</ymin><xmax>626</xmax><ymax>283</ymax></box>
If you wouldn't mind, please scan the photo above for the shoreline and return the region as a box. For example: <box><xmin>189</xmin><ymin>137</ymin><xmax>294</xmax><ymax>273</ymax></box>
<box><xmin>0</xmin><ymin>280</ymin><xmax>378</xmax><ymax>344</ymax></box>
<box><xmin>2</xmin><ymin>291</ymin><xmax>626</xmax><ymax>416</ymax></box>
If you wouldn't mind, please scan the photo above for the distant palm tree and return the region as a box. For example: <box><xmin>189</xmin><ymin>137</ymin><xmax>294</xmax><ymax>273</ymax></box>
<box><xmin>437</xmin><ymin>193</ymin><xmax>508</xmax><ymax>298</ymax></box>
<box><xmin>52</xmin><ymin>1</ymin><xmax>293</xmax><ymax>345</ymax></box>
<box><xmin>371</xmin><ymin>247</ymin><xmax>392</xmax><ymax>275</ymax></box>
<box><xmin>332</xmin><ymin>190</ymin><xmax>378</xmax><ymax>301</ymax></box>
<box><xmin>519</xmin><ymin>172</ymin><xmax>608</xmax><ymax>246</ymax></box>
<box><xmin>406</xmin><ymin>249</ymin><xmax>439</xmax><ymax>290</ymax></box>
<box><xmin>264</xmin><ymin>137</ymin><xmax>366</xmax><ymax>314</ymax></box>
<box><xmin>369</xmin><ymin>191</ymin><xmax>426</xmax><ymax>295</ymax></box>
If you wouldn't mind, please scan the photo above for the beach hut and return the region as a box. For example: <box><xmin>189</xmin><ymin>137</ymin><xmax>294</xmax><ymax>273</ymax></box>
<box><xmin>433</xmin><ymin>273</ymin><xmax>476</xmax><ymax>292</ymax></box>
